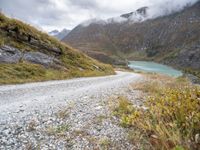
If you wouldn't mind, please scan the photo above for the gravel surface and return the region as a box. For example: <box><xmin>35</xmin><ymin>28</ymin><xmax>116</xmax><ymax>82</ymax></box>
<box><xmin>0</xmin><ymin>71</ymin><xmax>143</xmax><ymax>149</ymax></box>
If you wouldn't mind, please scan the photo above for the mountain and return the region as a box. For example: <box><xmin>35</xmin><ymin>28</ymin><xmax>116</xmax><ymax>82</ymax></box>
<box><xmin>49</xmin><ymin>29</ymin><xmax>71</xmax><ymax>40</ymax></box>
<box><xmin>120</xmin><ymin>7</ymin><xmax>148</xmax><ymax>21</ymax></box>
<box><xmin>63</xmin><ymin>1</ymin><xmax>200</xmax><ymax>77</ymax></box>
<box><xmin>49</xmin><ymin>29</ymin><xmax>59</xmax><ymax>36</ymax></box>
<box><xmin>0</xmin><ymin>13</ymin><xmax>114</xmax><ymax>84</ymax></box>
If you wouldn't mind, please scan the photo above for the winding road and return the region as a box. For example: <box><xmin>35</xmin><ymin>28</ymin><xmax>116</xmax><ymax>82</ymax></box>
<box><xmin>0</xmin><ymin>71</ymin><xmax>142</xmax><ymax>149</ymax></box>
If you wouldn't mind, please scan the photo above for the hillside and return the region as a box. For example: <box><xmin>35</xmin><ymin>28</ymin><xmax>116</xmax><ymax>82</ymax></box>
<box><xmin>63</xmin><ymin>1</ymin><xmax>200</xmax><ymax>77</ymax></box>
<box><xmin>0</xmin><ymin>13</ymin><xmax>114</xmax><ymax>84</ymax></box>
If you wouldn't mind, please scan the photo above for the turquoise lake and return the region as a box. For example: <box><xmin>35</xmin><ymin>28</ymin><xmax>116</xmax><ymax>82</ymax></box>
<box><xmin>128</xmin><ymin>61</ymin><xmax>183</xmax><ymax>77</ymax></box>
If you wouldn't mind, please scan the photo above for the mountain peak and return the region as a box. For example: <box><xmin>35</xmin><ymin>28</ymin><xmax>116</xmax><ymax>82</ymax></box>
<box><xmin>49</xmin><ymin>30</ymin><xmax>59</xmax><ymax>36</ymax></box>
<box><xmin>136</xmin><ymin>7</ymin><xmax>149</xmax><ymax>16</ymax></box>
<box><xmin>121</xmin><ymin>6</ymin><xmax>149</xmax><ymax>19</ymax></box>
<box><xmin>49</xmin><ymin>28</ymin><xmax>71</xmax><ymax>40</ymax></box>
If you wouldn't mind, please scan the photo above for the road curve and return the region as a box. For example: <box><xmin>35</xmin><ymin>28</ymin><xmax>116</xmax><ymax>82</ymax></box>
<box><xmin>0</xmin><ymin>71</ymin><xmax>141</xmax><ymax>123</ymax></box>
<box><xmin>0</xmin><ymin>71</ymin><xmax>143</xmax><ymax>149</ymax></box>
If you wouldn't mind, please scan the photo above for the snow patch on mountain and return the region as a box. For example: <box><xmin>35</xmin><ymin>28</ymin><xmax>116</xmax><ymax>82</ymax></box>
<box><xmin>49</xmin><ymin>29</ymin><xmax>71</xmax><ymax>40</ymax></box>
<box><xmin>79</xmin><ymin>0</ymin><xmax>198</xmax><ymax>27</ymax></box>
<box><xmin>49</xmin><ymin>30</ymin><xmax>59</xmax><ymax>36</ymax></box>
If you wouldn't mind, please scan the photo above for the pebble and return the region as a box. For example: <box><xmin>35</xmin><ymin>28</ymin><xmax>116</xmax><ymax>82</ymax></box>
<box><xmin>0</xmin><ymin>72</ymin><xmax>143</xmax><ymax>149</ymax></box>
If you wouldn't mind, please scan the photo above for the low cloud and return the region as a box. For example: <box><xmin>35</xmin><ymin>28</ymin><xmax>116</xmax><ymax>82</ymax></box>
<box><xmin>0</xmin><ymin>0</ymin><xmax>198</xmax><ymax>31</ymax></box>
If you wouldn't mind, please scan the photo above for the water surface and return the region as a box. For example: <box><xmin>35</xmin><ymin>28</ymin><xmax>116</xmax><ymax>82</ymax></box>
<box><xmin>128</xmin><ymin>61</ymin><xmax>182</xmax><ymax>77</ymax></box>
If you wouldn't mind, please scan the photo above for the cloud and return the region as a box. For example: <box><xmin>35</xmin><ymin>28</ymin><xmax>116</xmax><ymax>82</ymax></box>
<box><xmin>147</xmin><ymin>0</ymin><xmax>199</xmax><ymax>18</ymax></box>
<box><xmin>68</xmin><ymin>0</ymin><xmax>98</xmax><ymax>9</ymax></box>
<box><xmin>0</xmin><ymin>0</ymin><xmax>198</xmax><ymax>32</ymax></box>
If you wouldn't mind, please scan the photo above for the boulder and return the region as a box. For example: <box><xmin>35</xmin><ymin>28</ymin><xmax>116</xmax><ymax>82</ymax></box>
<box><xmin>23</xmin><ymin>52</ymin><xmax>54</xmax><ymax>67</ymax></box>
<box><xmin>0</xmin><ymin>45</ymin><xmax>22</xmax><ymax>63</ymax></box>
<box><xmin>30</xmin><ymin>40</ymin><xmax>62</xmax><ymax>55</ymax></box>
<box><xmin>23</xmin><ymin>51</ymin><xmax>62</xmax><ymax>68</ymax></box>
<box><xmin>0</xmin><ymin>45</ymin><xmax>63</xmax><ymax>69</ymax></box>
<box><xmin>41</xmin><ymin>42</ymin><xmax>62</xmax><ymax>54</ymax></box>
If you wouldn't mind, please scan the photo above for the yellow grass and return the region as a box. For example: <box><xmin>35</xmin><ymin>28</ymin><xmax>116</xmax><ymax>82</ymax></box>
<box><xmin>113</xmin><ymin>75</ymin><xmax>200</xmax><ymax>150</ymax></box>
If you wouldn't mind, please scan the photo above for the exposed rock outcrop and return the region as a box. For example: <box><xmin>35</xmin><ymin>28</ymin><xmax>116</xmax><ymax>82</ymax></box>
<box><xmin>0</xmin><ymin>45</ymin><xmax>62</xmax><ymax>68</ymax></box>
<box><xmin>0</xmin><ymin>45</ymin><xmax>22</xmax><ymax>63</ymax></box>
<box><xmin>23</xmin><ymin>52</ymin><xmax>62</xmax><ymax>68</ymax></box>
<box><xmin>1</xmin><ymin>23</ymin><xmax>62</xmax><ymax>56</ymax></box>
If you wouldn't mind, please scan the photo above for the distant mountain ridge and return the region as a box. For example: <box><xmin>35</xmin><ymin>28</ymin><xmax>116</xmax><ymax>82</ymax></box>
<box><xmin>63</xmin><ymin>1</ymin><xmax>200</xmax><ymax>78</ymax></box>
<box><xmin>49</xmin><ymin>29</ymin><xmax>59</xmax><ymax>36</ymax></box>
<box><xmin>49</xmin><ymin>29</ymin><xmax>71</xmax><ymax>40</ymax></box>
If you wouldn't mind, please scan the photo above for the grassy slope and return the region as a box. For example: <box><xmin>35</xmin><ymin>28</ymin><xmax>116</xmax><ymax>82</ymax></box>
<box><xmin>0</xmin><ymin>63</ymin><xmax>114</xmax><ymax>84</ymax></box>
<box><xmin>0</xmin><ymin>13</ymin><xmax>114</xmax><ymax>84</ymax></box>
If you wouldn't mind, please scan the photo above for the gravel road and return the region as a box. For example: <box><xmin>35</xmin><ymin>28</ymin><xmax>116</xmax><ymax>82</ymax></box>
<box><xmin>0</xmin><ymin>71</ymin><xmax>143</xmax><ymax>149</ymax></box>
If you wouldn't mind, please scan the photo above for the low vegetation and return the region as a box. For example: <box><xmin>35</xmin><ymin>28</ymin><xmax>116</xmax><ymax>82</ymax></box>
<box><xmin>47</xmin><ymin>124</ymin><xmax>70</xmax><ymax>136</ymax></box>
<box><xmin>0</xmin><ymin>63</ymin><xmax>113</xmax><ymax>84</ymax></box>
<box><xmin>99</xmin><ymin>137</ymin><xmax>111</xmax><ymax>149</ymax></box>
<box><xmin>184</xmin><ymin>68</ymin><xmax>200</xmax><ymax>79</ymax></box>
<box><xmin>0</xmin><ymin>12</ymin><xmax>67</xmax><ymax>51</ymax></box>
<box><xmin>113</xmin><ymin>74</ymin><xmax>200</xmax><ymax>150</ymax></box>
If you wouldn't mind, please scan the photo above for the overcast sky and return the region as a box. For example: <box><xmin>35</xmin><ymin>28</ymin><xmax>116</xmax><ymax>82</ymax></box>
<box><xmin>0</xmin><ymin>0</ymin><xmax>198</xmax><ymax>32</ymax></box>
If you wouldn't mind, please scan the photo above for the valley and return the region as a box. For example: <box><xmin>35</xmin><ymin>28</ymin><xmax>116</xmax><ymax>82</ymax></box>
<box><xmin>63</xmin><ymin>1</ymin><xmax>200</xmax><ymax>79</ymax></box>
<box><xmin>0</xmin><ymin>0</ymin><xmax>199</xmax><ymax>149</ymax></box>
<box><xmin>128</xmin><ymin>61</ymin><xmax>183</xmax><ymax>77</ymax></box>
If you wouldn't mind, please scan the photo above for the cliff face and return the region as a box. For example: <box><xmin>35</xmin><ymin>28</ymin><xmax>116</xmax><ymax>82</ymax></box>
<box><xmin>63</xmin><ymin>1</ymin><xmax>200</xmax><ymax>75</ymax></box>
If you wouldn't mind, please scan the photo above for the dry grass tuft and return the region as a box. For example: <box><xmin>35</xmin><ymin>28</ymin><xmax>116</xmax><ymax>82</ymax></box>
<box><xmin>47</xmin><ymin>124</ymin><xmax>70</xmax><ymax>136</ymax></box>
<box><xmin>113</xmin><ymin>75</ymin><xmax>200</xmax><ymax>150</ymax></box>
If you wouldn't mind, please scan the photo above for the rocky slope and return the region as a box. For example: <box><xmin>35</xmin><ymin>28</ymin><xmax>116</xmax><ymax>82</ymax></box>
<box><xmin>63</xmin><ymin>1</ymin><xmax>200</xmax><ymax>77</ymax></box>
<box><xmin>0</xmin><ymin>13</ymin><xmax>114</xmax><ymax>84</ymax></box>
<box><xmin>49</xmin><ymin>29</ymin><xmax>71</xmax><ymax>40</ymax></box>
